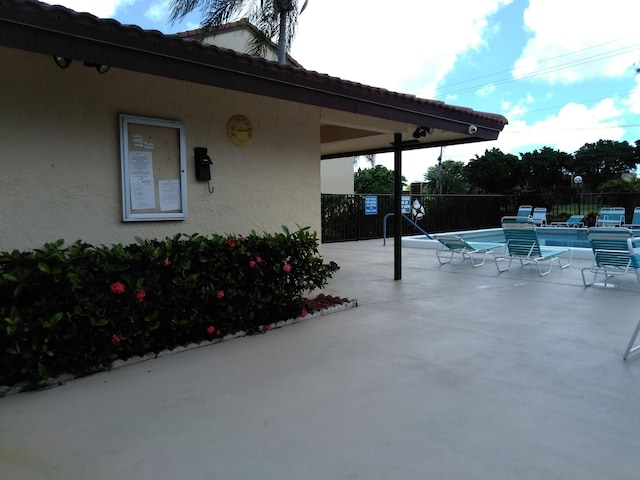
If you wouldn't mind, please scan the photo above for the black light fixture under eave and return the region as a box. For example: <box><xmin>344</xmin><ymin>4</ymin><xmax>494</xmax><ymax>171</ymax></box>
<box><xmin>83</xmin><ymin>61</ymin><xmax>110</xmax><ymax>74</ymax></box>
<box><xmin>412</xmin><ymin>126</ymin><xmax>434</xmax><ymax>139</ymax></box>
<box><xmin>53</xmin><ymin>56</ymin><xmax>72</xmax><ymax>69</ymax></box>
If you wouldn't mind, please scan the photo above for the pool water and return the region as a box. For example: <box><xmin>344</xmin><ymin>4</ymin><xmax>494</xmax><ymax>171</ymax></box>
<box><xmin>458</xmin><ymin>227</ymin><xmax>592</xmax><ymax>248</ymax></box>
<box><xmin>402</xmin><ymin>226</ymin><xmax>640</xmax><ymax>260</ymax></box>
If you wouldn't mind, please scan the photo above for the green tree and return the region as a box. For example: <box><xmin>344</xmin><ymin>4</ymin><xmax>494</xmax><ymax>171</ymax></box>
<box><xmin>354</xmin><ymin>165</ymin><xmax>407</xmax><ymax>194</ymax></box>
<box><xmin>519</xmin><ymin>147</ymin><xmax>573</xmax><ymax>193</ymax></box>
<box><xmin>170</xmin><ymin>0</ymin><xmax>308</xmax><ymax>64</ymax></box>
<box><xmin>424</xmin><ymin>160</ymin><xmax>469</xmax><ymax>194</ymax></box>
<box><xmin>466</xmin><ymin>148</ymin><xmax>521</xmax><ymax>193</ymax></box>
<box><xmin>567</xmin><ymin>139</ymin><xmax>638</xmax><ymax>191</ymax></box>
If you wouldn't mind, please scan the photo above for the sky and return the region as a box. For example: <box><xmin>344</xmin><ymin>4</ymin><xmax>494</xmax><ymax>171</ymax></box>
<box><xmin>42</xmin><ymin>0</ymin><xmax>640</xmax><ymax>183</ymax></box>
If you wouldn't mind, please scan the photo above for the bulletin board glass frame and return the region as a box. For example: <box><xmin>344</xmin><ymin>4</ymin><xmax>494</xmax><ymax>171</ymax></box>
<box><xmin>119</xmin><ymin>114</ymin><xmax>187</xmax><ymax>222</ymax></box>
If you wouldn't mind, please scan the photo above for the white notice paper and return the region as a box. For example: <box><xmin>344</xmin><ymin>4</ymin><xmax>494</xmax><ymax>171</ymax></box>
<box><xmin>129</xmin><ymin>151</ymin><xmax>156</xmax><ymax>210</ymax></box>
<box><xmin>158</xmin><ymin>179</ymin><xmax>181</xmax><ymax>211</ymax></box>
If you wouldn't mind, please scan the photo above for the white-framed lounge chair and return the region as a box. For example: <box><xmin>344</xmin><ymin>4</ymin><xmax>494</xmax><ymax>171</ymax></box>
<box><xmin>551</xmin><ymin>215</ymin><xmax>584</xmax><ymax>228</ymax></box>
<box><xmin>532</xmin><ymin>207</ymin><xmax>547</xmax><ymax>226</ymax></box>
<box><xmin>623</xmin><ymin>206</ymin><xmax>640</xmax><ymax>229</ymax></box>
<box><xmin>581</xmin><ymin>227</ymin><xmax>633</xmax><ymax>287</ymax></box>
<box><xmin>595</xmin><ymin>207</ymin><xmax>625</xmax><ymax>227</ymax></box>
<box><xmin>434</xmin><ymin>235</ymin><xmax>506</xmax><ymax>268</ymax></box>
<box><xmin>516</xmin><ymin>205</ymin><xmax>532</xmax><ymax>221</ymax></box>
<box><xmin>496</xmin><ymin>216</ymin><xmax>573</xmax><ymax>276</ymax></box>
<box><xmin>623</xmin><ymin>236</ymin><xmax>640</xmax><ymax>360</ymax></box>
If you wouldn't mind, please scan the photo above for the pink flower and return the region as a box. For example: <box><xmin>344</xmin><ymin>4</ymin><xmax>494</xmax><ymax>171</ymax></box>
<box><xmin>109</xmin><ymin>281</ymin><xmax>125</xmax><ymax>294</ymax></box>
<box><xmin>249</xmin><ymin>260</ymin><xmax>256</xmax><ymax>268</ymax></box>
<box><xmin>301</xmin><ymin>308</ymin><xmax>308</xmax><ymax>318</ymax></box>
<box><xmin>206</xmin><ymin>325</ymin><xmax>215</xmax><ymax>334</ymax></box>
<box><xmin>225</xmin><ymin>239</ymin><xmax>236</xmax><ymax>248</ymax></box>
<box><xmin>217</xmin><ymin>330</ymin><xmax>221</xmax><ymax>336</ymax></box>
<box><xmin>163</xmin><ymin>258</ymin><xmax>170</xmax><ymax>266</ymax></box>
<box><xmin>283</xmin><ymin>263</ymin><xmax>292</xmax><ymax>273</ymax></box>
<box><xmin>255</xmin><ymin>256</ymin><xmax>262</xmax><ymax>263</ymax></box>
<box><xmin>217</xmin><ymin>290</ymin><xmax>225</xmax><ymax>300</ymax></box>
<box><xmin>136</xmin><ymin>289</ymin><xmax>146</xmax><ymax>301</ymax></box>
<box><xmin>263</xmin><ymin>324</ymin><xmax>271</xmax><ymax>332</ymax></box>
<box><xmin>112</xmin><ymin>334</ymin><xmax>122</xmax><ymax>344</ymax></box>
<box><xmin>237</xmin><ymin>236</ymin><xmax>245</xmax><ymax>242</ymax></box>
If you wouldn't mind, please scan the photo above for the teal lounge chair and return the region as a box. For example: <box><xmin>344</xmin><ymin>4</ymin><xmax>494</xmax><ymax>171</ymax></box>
<box><xmin>623</xmin><ymin>206</ymin><xmax>640</xmax><ymax>229</ymax></box>
<box><xmin>532</xmin><ymin>207</ymin><xmax>547</xmax><ymax>226</ymax></box>
<box><xmin>581</xmin><ymin>227</ymin><xmax>633</xmax><ymax>287</ymax></box>
<box><xmin>496</xmin><ymin>216</ymin><xmax>572</xmax><ymax>276</ymax></box>
<box><xmin>551</xmin><ymin>215</ymin><xmax>584</xmax><ymax>228</ymax></box>
<box><xmin>623</xmin><ymin>236</ymin><xmax>640</xmax><ymax>360</ymax></box>
<box><xmin>434</xmin><ymin>235</ymin><xmax>506</xmax><ymax>268</ymax></box>
<box><xmin>516</xmin><ymin>205</ymin><xmax>532</xmax><ymax>221</ymax></box>
<box><xmin>595</xmin><ymin>207</ymin><xmax>625</xmax><ymax>227</ymax></box>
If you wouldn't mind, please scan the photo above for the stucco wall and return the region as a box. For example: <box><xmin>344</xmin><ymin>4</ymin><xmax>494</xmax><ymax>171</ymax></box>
<box><xmin>0</xmin><ymin>47</ymin><xmax>321</xmax><ymax>251</ymax></box>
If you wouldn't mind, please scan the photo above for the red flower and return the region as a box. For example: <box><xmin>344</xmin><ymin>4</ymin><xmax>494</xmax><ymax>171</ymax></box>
<box><xmin>301</xmin><ymin>308</ymin><xmax>308</xmax><ymax>318</ymax></box>
<box><xmin>217</xmin><ymin>330</ymin><xmax>221</xmax><ymax>336</ymax></box>
<box><xmin>225</xmin><ymin>239</ymin><xmax>236</xmax><ymax>248</ymax></box>
<box><xmin>263</xmin><ymin>324</ymin><xmax>271</xmax><ymax>332</ymax></box>
<box><xmin>217</xmin><ymin>290</ymin><xmax>225</xmax><ymax>300</ymax></box>
<box><xmin>249</xmin><ymin>260</ymin><xmax>256</xmax><ymax>268</ymax></box>
<box><xmin>136</xmin><ymin>289</ymin><xmax>146</xmax><ymax>301</ymax></box>
<box><xmin>237</xmin><ymin>236</ymin><xmax>245</xmax><ymax>242</ymax></box>
<box><xmin>206</xmin><ymin>325</ymin><xmax>215</xmax><ymax>334</ymax></box>
<box><xmin>283</xmin><ymin>263</ymin><xmax>292</xmax><ymax>273</ymax></box>
<box><xmin>112</xmin><ymin>334</ymin><xmax>122</xmax><ymax>344</ymax></box>
<box><xmin>109</xmin><ymin>281</ymin><xmax>125</xmax><ymax>294</ymax></box>
<box><xmin>255</xmin><ymin>256</ymin><xmax>262</xmax><ymax>263</ymax></box>
<box><xmin>163</xmin><ymin>258</ymin><xmax>170</xmax><ymax>266</ymax></box>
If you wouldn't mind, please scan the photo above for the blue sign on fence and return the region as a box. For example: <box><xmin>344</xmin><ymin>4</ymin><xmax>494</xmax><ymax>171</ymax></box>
<box><xmin>365</xmin><ymin>195</ymin><xmax>378</xmax><ymax>215</ymax></box>
<box><xmin>402</xmin><ymin>196</ymin><xmax>411</xmax><ymax>214</ymax></box>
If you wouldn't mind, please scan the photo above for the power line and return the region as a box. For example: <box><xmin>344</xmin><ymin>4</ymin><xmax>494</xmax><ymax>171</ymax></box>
<box><xmin>433</xmin><ymin>34</ymin><xmax>640</xmax><ymax>99</ymax></box>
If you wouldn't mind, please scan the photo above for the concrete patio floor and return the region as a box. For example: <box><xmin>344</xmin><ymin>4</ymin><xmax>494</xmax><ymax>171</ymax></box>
<box><xmin>1</xmin><ymin>239</ymin><xmax>640</xmax><ymax>479</ymax></box>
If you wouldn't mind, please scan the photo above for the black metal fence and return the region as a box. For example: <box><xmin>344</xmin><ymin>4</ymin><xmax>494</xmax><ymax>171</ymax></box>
<box><xmin>321</xmin><ymin>192</ymin><xmax>640</xmax><ymax>243</ymax></box>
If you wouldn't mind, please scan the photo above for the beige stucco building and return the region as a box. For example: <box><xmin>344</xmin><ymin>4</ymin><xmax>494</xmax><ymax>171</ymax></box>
<box><xmin>0</xmin><ymin>0</ymin><xmax>507</xmax><ymax>252</ymax></box>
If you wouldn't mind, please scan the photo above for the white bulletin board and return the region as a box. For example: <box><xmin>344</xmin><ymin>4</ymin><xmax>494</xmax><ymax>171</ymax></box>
<box><xmin>119</xmin><ymin>114</ymin><xmax>187</xmax><ymax>221</ymax></box>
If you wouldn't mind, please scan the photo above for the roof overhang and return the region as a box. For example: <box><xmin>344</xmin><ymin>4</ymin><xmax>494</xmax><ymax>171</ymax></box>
<box><xmin>0</xmin><ymin>0</ymin><xmax>508</xmax><ymax>158</ymax></box>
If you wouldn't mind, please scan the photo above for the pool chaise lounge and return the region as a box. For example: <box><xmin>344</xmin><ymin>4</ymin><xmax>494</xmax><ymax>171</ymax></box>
<box><xmin>496</xmin><ymin>216</ymin><xmax>573</xmax><ymax>276</ymax></box>
<box><xmin>551</xmin><ymin>215</ymin><xmax>584</xmax><ymax>228</ymax></box>
<box><xmin>581</xmin><ymin>227</ymin><xmax>633</xmax><ymax>287</ymax></box>
<box><xmin>595</xmin><ymin>207</ymin><xmax>625</xmax><ymax>227</ymax></box>
<box><xmin>623</xmin><ymin>236</ymin><xmax>640</xmax><ymax>360</ymax></box>
<box><xmin>433</xmin><ymin>235</ymin><xmax>506</xmax><ymax>268</ymax></box>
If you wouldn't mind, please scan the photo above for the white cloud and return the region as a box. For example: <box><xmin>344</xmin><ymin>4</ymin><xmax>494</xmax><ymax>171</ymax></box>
<box><xmin>145</xmin><ymin>1</ymin><xmax>170</xmax><ymax>23</ymax></box>
<box><xmin>514</xmin><ymin>0</ymin><xmax>640</xmax><ymax>84</ymax></box>
<box><xmin>624</xmin><ymin>76</ymin><xmax>640</xmax><ymax>115</ymax></box>
<box><xmin>292</xmin><ymin>0</ymin><xmax>513</xmax><ymax>94</ymax></box>
<box><xmin>40</xmin><ymin>0</ymin><xmax>134</xmax><ymax>18</ymax></box>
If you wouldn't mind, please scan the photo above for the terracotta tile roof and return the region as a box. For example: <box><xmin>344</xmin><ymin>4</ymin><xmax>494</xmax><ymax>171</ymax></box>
<box><xmin>0</xmin><ymin>0</ymin><xmax>507</xmax><ymax>143</ymax></box>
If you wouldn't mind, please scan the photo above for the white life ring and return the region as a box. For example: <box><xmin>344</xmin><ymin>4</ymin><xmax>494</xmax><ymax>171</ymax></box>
<box><xmin>411</xmin><ymin>199</ymin><xmax>425</xmax><ymax>220</ymax></box>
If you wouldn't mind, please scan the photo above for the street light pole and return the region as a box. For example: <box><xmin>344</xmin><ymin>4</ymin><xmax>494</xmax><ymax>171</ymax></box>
<box><xmin>574</xmin><ymin>175</ymin><xmax>583</xmax><ymax>215</ymax></box>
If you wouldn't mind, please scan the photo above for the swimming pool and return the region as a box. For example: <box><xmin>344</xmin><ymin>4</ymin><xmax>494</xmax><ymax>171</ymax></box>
<box><xmin>402</xmin><ymin>226</ymin><xmax>640</xmax><ymax>260</ymax></box>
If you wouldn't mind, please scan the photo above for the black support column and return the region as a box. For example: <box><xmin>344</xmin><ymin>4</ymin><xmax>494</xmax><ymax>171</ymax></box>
<box><xmin>394</xmin><ymin>133</ymin><xmax>402</xmax><ymax>280</ymax></box>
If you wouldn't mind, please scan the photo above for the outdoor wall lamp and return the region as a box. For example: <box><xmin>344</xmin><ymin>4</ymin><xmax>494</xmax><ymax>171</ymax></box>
<box><xmin>53</xmin><ymin>57</ymin><xmax>110</xmax><ymax>74</ymax></box>
<box><xmin>84</xmin><ymin>62</ymin><xmax>111</xmax><ymax>74</ymax></box>
<box><xmin>412</xmin><ymin>126</ymin><xmax>434</xmax><ymax>138</ymax></box>
<box><xmin>53</xmin><ymin>56</ymin><xmax>72</xmax><ymax>69</ymax></box>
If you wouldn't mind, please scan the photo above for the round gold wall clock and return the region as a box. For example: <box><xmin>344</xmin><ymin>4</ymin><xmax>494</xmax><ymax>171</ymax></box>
<box><xmin>226</xmin><ymin>114</ymin><xmax>253</xmax><ymax>147</ymax></box>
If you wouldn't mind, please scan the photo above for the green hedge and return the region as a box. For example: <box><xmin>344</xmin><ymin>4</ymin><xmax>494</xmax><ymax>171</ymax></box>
<box><xmin>0</xmin><ymin>227</ymin><xmax>334</xmax><ymax>387</ymax></box>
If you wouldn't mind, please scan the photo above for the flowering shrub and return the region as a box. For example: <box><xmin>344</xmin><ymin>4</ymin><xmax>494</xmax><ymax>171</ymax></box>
<box><xmin>0</xmin><ymin>227</ymin><xmax>334</xmax><ymax>386</ymax></box>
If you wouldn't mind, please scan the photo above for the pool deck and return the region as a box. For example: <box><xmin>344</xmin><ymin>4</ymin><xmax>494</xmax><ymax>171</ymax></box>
<box><xmin>1</xmin><ymin>239</ymin><xmax>640</xmax><ymax>479</ymax></box>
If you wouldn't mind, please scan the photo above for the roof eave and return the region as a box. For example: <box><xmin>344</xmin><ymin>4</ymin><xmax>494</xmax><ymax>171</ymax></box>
<box><xmin>0</xmin><ymin>0</ymin><xmax>508</xmax><ymax>139</ymax></box>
